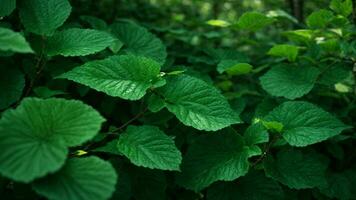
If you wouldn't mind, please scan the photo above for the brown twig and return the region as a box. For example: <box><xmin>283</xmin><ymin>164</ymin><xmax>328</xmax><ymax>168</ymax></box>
<box><xmin>251</xmin><ymin>134</ymin><xmax>281</xmax><ymax>167</ymax></box>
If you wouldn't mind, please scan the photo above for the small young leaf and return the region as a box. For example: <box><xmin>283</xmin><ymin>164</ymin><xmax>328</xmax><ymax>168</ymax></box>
<box><xmin>330</xmin><ymin>0</ymin><xmax>353</xmax><ymax>17</ymax></box>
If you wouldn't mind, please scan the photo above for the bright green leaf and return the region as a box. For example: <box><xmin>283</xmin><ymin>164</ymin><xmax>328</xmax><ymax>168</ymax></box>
<box><xmin>0</xmin><ymin>98</ymin><xmax>105</xmax><ymax>182</ymax></box>
<box><xmin>265</xmin><ymin>101</ymin><xmax>350</xmax><ymax>147</ymax></box>
<box><xmin>46</xmin><ymin>28</ymin><xmax>115</xmax><ymax>56</ymax></box>
<box><xmin>0</xmin><ymin>27</ymin><xmax>33</xmax><ymax>53</ymax></box>
<box><xmin>176</xmin><ymin>131</ymin><xmax>250</xmax><ymax>191</ymax></box>
<box><xmin>33</xmin><ymin>156</ymin><xmax>117</xmax><ymax>200</ymax></box>
<box><xmin>330</xmin><ymin>0</ymin><xmax>353</xmax><ymax>17</ymax></box>
<box><xmin>306</xmin><ymin>9</ymin><xmax>334</xmax><ymax>29</ymax></box>
<box><xmin>237</xmin><ymin>12</ymin><xmax>274</xmax><ymax>31</ymax></box>
<box><xmin>217</xmin><ymin>60</ymin><xmax>253</xmax><ymax>75</ymax></box>
<box><xmin>267</xmin><ymin>44</ymin><xmax>299</xmax><ymax>62</ymax></box>
<box><xmin>157</xmin><ymin>75</ymin><xmax>241</xmax><ymax>131</ymax></box>
<box><xmin>260</xmin><ymin>65</ymin><xmax>320</xmax><ymax>100</ymax></box>
<box><xmin>117</xmin><ymin>125</ymin><xmax>182</xmax><ymax>170</ymax></box>
<box><xmin>19</xmin><ymin>0</ymin><xmax>72</xmax><ymax>35</ymax></box>
<box><xmin>58</xmin><ymin>55</ymin><xmax>161</xmax><ymax>100</ymax></box>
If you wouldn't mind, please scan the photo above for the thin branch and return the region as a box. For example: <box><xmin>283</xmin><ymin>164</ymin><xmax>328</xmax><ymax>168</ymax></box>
<box><xmin>251</xmin><ymin>134</ymin><xmax>280</xmax><ymax>167</ymax></box>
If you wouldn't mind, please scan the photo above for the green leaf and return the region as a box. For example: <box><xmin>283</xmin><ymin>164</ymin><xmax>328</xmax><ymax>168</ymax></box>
<box><xmin>306</xmin><ymin>9</ymin><xmax>334</xmax><ymax>29</ymax></box>
<box><xmin>264</xmin><ymin>149</ymin><xmax>328</xmax><ymax>189</ymax></box>
<box><xmin>110</xmin><ymin>21</ymin><xmax>167</xmax><ymax>64</ymax></box>
<box><xmin>0</xmin><ymin>98</ymin><xmax>105</xmax><ymax>182</ymax></box>
<box><xmin>80</xmin><ymin>15</ymin><xmax>108</xmax><ymax>30</ymax></box>
<box><xmin>176</xmin><ymin>131</ymin><xmax>250</xmax><ymax>191</ymax></box>
<box><xmin>46</xmin><ymin>28</ymin><xmax>115</xmax><ymax>56</ymax></box>
<box><xmin>244</xmin><ymin>123</ymin><xmax>269</xmax><ymax>146</ymax></box>
<box><xmin>330</xmin><ymin>0</ymin><xmax>353</xmax><ymax>17</ymax></box>
<box><xmin>207</xmin><ymin>171</ymin><xmax>285</xmax><ymax>200</ymax></box>
<box><xmin>33</xmin><ymin>156</ymin><xmax>117</xmax><ymax>200</ymax></box>
<box><xmin>237</xmin><ymin>12</ymin><xmax>274</xmax><ymax>31</ymax></box>
<box><xmin>260</xmin><ymin>65</ymin><xmax>320</xmax><ymax>100</ymax></box>
<box><xmin>58</xmin><ymin>55</ymin><xmax>161</xmax><ymax>100</ymax></box>
<box><xmin>267</xmin><ymin>44</ymin><xmax>299</xmax><ymax>62</ymax></box>
<box><xmin>0</xmin><ymin>66</ymin><xmax>25</xmax><ymax>109</ymax></box>
<box><xmin>0</xmin><ymin>27</ymin><xmax>33</xmax><ymax>53</ymax></box>
<box><xmin>217</xmin><ymin>60</ymin><xmax>253</xmax><ymax>75</ymax></box>
<box><xmin>0</xmin><ymin>0</ymin><xmax>16</xmax><ymax>17</ymax></box>
<box><xmin>157</xmin><ymin>75</ymin><xmax>241</xmax><ymax>131</ymax></box>
<box><xmin>265</xmin><ymin>101</ymin><xmax>350</xmax><ymax>147</ymax></box>
<box><xmin>19</xmin><ymin>0</ymin><xmax>72</xmax><ymax>35</ymax></box>
<box><xmin>117</xmin><ymin>125</ymin><xmax>182</xmax><ymax>171</ymax></box>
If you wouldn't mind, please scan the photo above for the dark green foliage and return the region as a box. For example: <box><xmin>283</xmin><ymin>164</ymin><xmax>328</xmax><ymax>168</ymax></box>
<box><xmin>0</xmin><ymin>0</ymin><xmax>355</xmax><ymax>199</ymax></box>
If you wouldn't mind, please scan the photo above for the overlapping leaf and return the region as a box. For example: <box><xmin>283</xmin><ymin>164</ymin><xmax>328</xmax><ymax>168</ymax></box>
<box><xmin>33</xmin><ymin>156</ymin><xmax>117</xmax><ymax>200</ymax></box>
<box><xmin>58</xmin><ymin>55</ymin><xmax>161</xmax><ymax>100</ymax></box>
<box><xmin>264</xmin><ymin>149</ymin><xmax>328</xmax><ymax>189</ymax></box>
<box><xmin>265</xmin><ymin>101</ymin><xmax>349</xmax><ymax>147</ymax></box>
<box><xmin>0</xmin><ymin>0</ymin><xmax>16</xmax><ymax>17</ymax></box>
<box><xmin>0</xmin><ymin>98</ymin><xmax>105</xmax><ymax>182</ymax></box>
<box><xmin>156</xmin><ymin>75</ymin><xmax>241</xmax><ymax>131</ymax></box>
<box><xmin>46</xmin><ymin>28</ymin><xmax>115</xmax><ymax>56</ymax></box>
<box><xmin>0</xmin><ymin>27</ymin><xmax>33</xmax><ymax>53</ymax></box>
<box><xmin>0</xmin><ymin>66</ymin><xmax>25</xmax><ymax>109</ymax></box>
<box><xmin>260</xmin><ymin>65</ymin><xmax>320</xmax><ymax>99</ymax></box>
<box><xmin>19</xmin><ymin>0</ymin><xmax>72</xmax><ymax>35</ymax></box>
<box><xmin>110</xmin><ymin>21</ymin><xmax>167</xmax><ymax>63</ymax></box>
<box><xmin>176</xmin><ymin>131</ymin><xmax>250</xmax><ymax>191</ymax></box>
<box><xmin>117</xmin><ymin>125</ymin><xmax>182</xmax><ymax>170</ymax></box>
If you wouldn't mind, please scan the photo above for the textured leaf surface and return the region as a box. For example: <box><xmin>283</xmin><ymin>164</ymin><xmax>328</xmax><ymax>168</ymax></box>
<box><xmin>176</xmin><ymin>131</ymin><xmax>250</xmax><ymax>191</ymax></box>
<box><xmin>33</xmin><ymin>157</ymin><xmax>117</xmax><ymax>200</ymax></box>
<box><xmin>267</xmin><ymin>44</ymin><xmax>299</xmax><ymax>62</ymax></box>
<box><xmin>110</xmin><ymin>22</ymin><xmax>167</xmax><ymax>63</ymax></box>
<box><xmin>117</xmin><ymin>125</ymin><xmax>182</xmax><ymax>170</ymax></box>
<box><xmin>330</xmin><ymin>0</ymin><xmax>353</xmax><ymax>17</ymax></box>
<box><xmin>244</xmin><ymin>123</ymin><xmax>269</xmax><ymax>145</ymax></box>
<box><xmin>0</xmin><ymin>27</ymin><xmax>33</xmax><ymax>53</ymax></box>
<box><xmin>0</xmin><ymin>0</ymin><xmax>16</xmax><ymax>17</ymax></box>
<box><xmin>157</xmin><ymin>75</ymin><xmax>240</xmax><ymax>131</ymax></box>
<box><xmin>264</xmin><ymin>149</ymin><xmax>328</xmax><ymax>189</ymax></box>
<box><xmin>58</xmin><ymin>55</ymin><xmax>161</xmax><ymax>100</ymax></box>
<box><xmin>260</xmin><ymin>65</ymin><xmax>320</xmax><ymax>99</ymax></box>
<box><xmin>46</xmin><ymin>28</ymin><xmax>115</xmax><ymax>56</ymax></box>
<box><xmin>0</xmin><ymin>66</ymin><xmax>25</xmax><ymax>109</ymax></box>
<box><xmin>207</xmin><ymin>171</ymin><xmax>284</xmax><ymax>200</ymax></box>
<box><xmin>237</xmin><ymin>12</ymin><xmax>274</xmax><ymax>31</ymax></box>
<box><xmin>265</xmin><ymin>101</ymin><xmax>349</xmax><ymax>147</ymax></box>
<box><xmin>19</xmin><ymin>0</ymin><xmax>71</xmax><ymax>35</ymax></box>
<box><xmin>0</xmin><ymin>98</ymin><xmax>105</xmax><ymax>182</ymax></box>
